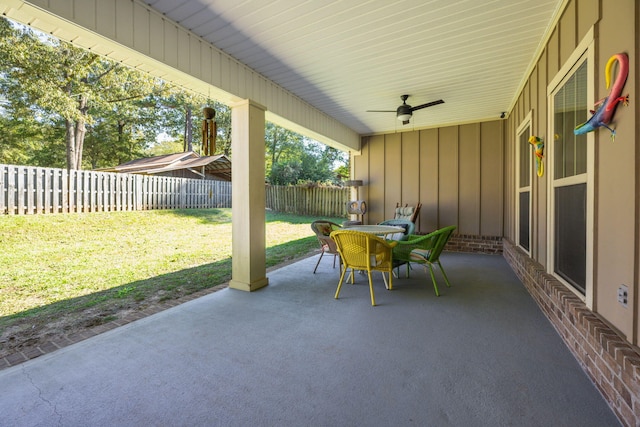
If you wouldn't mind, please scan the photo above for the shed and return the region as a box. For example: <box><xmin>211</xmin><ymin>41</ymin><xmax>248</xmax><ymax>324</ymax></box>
<box><xmin>98</xmin><ymin>151</ymin><xmax>231</xmax><ymax>181</ymax></box>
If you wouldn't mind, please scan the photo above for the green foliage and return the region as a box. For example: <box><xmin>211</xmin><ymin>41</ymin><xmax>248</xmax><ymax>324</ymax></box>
<box><xmin>145</xmin><ymin>139</ymin><xmax>185</xmax><ymax>157</ymax></box>
<box><xmin>269</xmin><ymin>160</ymin><xmax>303</xmax><ymax>185</ymax></box>
<box><xmin>0</xmin><ymin>17</ymin><xmax>345</xmax><ymax>183</ymax></box>
<box><xmin>0</xmin><ymin>17</ymin><xmax>232</xmax><ymax>169</ymax></box>
<box><xmin>265</xmin><ymin>122</ymin><xmax>348</xmax><ymax>185</ymax></box>
<box><xmin>159</xmin><ymin>94</ymin><xmax>231</xmax><ymax>157</ymax></box>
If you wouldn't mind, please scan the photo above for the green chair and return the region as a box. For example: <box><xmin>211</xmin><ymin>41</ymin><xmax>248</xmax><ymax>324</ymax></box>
<box><xmin>392</xmin><ymin>225</ymin><xmax>456</xmax><ymax>296</ymax></box>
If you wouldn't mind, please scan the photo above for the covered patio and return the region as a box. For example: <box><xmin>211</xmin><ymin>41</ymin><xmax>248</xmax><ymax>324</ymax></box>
<box><xmin>0</xmin><ymin>252</ymin><xmax>619</xmax><ymax>426</ymax></box>
<box><xmin>1</xmin><ymin>0</ymin><xmax>639</xmax><ymax>424</ymax></box>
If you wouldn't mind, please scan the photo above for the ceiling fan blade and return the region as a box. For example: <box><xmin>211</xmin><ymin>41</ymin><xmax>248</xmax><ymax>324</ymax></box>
<box><xmin>366</xmin><ymin>110</ymin><xmax>396</xmax><ymax>112</ymax></box>
<box><xmin>410</xmin><ymin>99</ymin><xmax>444</xmax><ymax>112</ymax></box>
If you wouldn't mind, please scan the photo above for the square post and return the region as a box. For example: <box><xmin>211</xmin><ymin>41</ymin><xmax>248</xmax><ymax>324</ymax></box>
<box><xmin>229</xmin><ymin>99</ymin><xmax>269</xmax><ymax>291</ymax></box>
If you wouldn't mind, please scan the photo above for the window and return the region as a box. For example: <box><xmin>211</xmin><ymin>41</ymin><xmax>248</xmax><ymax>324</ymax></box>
<box><xmin>548</xmin><ymin>43</ymin><xmax>592</xmax><ymax>299</ymax></box>
<box><xmin>516</xmin><ymin>113</ymin><xmax>532</xmax><ymax>252</ymax></box>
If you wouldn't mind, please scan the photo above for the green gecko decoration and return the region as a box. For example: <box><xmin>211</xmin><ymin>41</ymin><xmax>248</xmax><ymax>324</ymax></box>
<box><xmin>529</xmin><ymin>136</ymin><xmax>544</xmax><ymax>177</ymax></box>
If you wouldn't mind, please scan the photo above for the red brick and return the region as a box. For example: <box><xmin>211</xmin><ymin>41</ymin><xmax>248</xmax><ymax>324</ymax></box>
<box><xmin>38</xmin><ymin>341</ymin><xmax>60</xmax><ymax>354</ymax></box>
<box><xmin>614</xmin><ymin>346</ymin><xmax>639</xmax><ymax>368</ymax></box>
<box><xmin>587</xmin><ymin>333</ymin><xmax>602</xmax><ymax>355</ymax></box>
<box><xmin>22</xmin><ymin>346</ymin><xmax>44</xmax><ymax>359</ymax></box>
<box><xmin>613</xmin><ymin>375</ymin><xmax>633</xmax><ymax>408</ymax></box>
<box><xmin>601</xmin><ymin>332</ymin><xmax>625</xmax><ymax>358</ymax></box>
<box><xmin>615</xmin><ymin>402</ymin><xmax>635</xmax><ymax>427</ymax></box>
<box><xmin>634</xmin><ymin>398</ymin><xmax>640</xmax><ymax>424</ymax></box>
<box><xmin>595</xmin><ymin>352</ymin><xmax>615</xmax><ymax>382</ymax></box>
<box><xmin>67</xmin><ymin>332</ymin><xmax>88</xmax><ymax>343</ymax></box>
<box><xmin>596</xmin><ymin>376</ymin><xmax>616</xmax><ymax>402</ymax></box>
<box><xmin>619</xmin><ymin>361</ymin><xmax>640</xmax><ymax>398</ymax></box>
<box><xmin>5</xmin><ymin>352</ymin><xmax>27</xmax><ymax>365</ymax></box>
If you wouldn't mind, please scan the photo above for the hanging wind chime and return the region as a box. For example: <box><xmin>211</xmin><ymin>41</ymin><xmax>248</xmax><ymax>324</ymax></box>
<box><xmin>202</xmin><ymin>107</ymin><xmax>217</xmax><ymax>156</ymax></box>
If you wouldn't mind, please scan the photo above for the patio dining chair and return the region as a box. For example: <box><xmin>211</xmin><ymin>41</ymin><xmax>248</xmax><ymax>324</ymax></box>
<box><xmin>394</xmin><ymin>202</ymin><xmax>422</xmax><ymax>224</ymax></box>
<box><xmin>378</xmin><ymin>218</ymin><xmax>415</xmax><ymax>241</ymax></box>
<box><xmin>310</xmin><ymin>220</ymin><xmax>343</xmax><ymax>273</ymax></box>
<box><xmin>330</xmin><ymin>230</ymin><xmax>398</xmax><ymax>306</ymax></box>
<box><xmin>392</xmin><ymin>225</ymin><xmax>456</xmax><ymax>296</ymax></box>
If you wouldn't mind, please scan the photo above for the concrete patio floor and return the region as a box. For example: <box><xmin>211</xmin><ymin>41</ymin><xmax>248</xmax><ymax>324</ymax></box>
<box><xmin>0</xmin><ymin>252</ymin><xmax>620</xmax><ymax>426</ymax></box>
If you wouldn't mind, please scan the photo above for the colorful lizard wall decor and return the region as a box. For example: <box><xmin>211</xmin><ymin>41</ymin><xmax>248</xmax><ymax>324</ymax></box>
<box><xmin>574</xmin><ymin>53</ymin><xmax>629</xmax><ymax>140</ymax></box>
<box><xmin>529</xmin><ymin>136</ymin><xmax>544</xmax><ymax>177</ymax></box>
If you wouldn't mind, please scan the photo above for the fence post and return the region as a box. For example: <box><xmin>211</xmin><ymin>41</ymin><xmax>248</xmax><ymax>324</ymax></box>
<box><xmin>6</xmin><ymin>165</ymin><xmax>16</xmax><ymax>215</ymax></box>
<box><xmin>0</xmin><ymin>165</ymin><xmax>6</xmax><ymax>214</ymax></box>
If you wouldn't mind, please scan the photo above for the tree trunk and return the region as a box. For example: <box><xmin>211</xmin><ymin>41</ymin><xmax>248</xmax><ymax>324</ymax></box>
<box><xmin>65</xmin><ymin>94</ymin><xmax>89</xmax><ymax>170</ymax></box>
<box><xmin>117</xmin><ymin>120</ymin><xmax>126</xmax><ymax>157</ymax></box>
<box><xmin>184</xmin><ymin>106</ymin><xmax>193</xmax><ymax>152</ymax></box>
<box><xmin>74</xmin><ymin>94</ymin><xmax>88</xmax><ymax>169</ymax></box>
<box><xmin>65</xmin><ymin>118</ymin><xmax>76</xmax><ymax>170</ymax></box>
<box><xmin>74</xmin><ymin>118</ymin><xmax>85</xmax><ymax>169</ymax></box>
<box><xmin>270</xmin><ymin>127</ymin><xmax>282</xmax><ymax>175</ymax></box>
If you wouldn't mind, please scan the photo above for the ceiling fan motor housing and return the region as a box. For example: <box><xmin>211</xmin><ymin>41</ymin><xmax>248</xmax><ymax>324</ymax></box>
<box><xmin>396</xmin><ymin>104</ymin><xmax>412</xmax><ymax>117</ymax></box>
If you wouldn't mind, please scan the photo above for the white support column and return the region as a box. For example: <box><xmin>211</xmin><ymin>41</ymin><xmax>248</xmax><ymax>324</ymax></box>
<box><xmin>229</xmin><ymin>99</ymin><xmax>269</xmax><ymax>292</ymax></box>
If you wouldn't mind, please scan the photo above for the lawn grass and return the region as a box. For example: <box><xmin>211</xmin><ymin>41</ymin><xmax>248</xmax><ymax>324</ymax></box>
<box><xmin>0</xmin><ymin>209</ymin><xmax>344</xmax><ymax>330</ymax></box>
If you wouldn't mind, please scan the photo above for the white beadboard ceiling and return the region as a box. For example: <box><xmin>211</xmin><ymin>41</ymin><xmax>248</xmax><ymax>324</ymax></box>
<box><xmin>145</xmin><ymin>0</ymin><xmax>564</xmax><ymax>135</ymax></box>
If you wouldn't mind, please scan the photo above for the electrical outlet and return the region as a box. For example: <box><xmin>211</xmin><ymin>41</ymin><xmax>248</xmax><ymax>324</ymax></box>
<box><xmin>617</xmin><ymin>285</ymin><xmax>628</xmax><ymax>308</ymax></box>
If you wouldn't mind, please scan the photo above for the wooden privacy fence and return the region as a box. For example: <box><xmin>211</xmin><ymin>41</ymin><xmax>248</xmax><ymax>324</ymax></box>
<box><xmin>1</xmin><ymin>164</ymin><xmax>350</xmax><ymax>217</ymax></box>
<box><xmin>1</xmin><ymin>164</ymin><xmax>232</xmax><ymax>215</ymax></box>
<box><xmin>266</xmin><ymin>185</ymin><xmax>349</xmax><ymax>218</ymax></box>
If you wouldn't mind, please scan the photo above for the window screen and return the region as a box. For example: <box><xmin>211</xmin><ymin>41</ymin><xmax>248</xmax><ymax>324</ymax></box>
<box><xmin>554</xmin><ymin>61</ymin><xmax>588</xmax><ymax>179</ymax></box>
<box><xmin>554</xmin><ymin>184</ymin><xmax>586</xmax><ymax>293</ymax></box>
<box><xmin>519</xmin><ymin>130</ymin><xmax>531</xmax><ymax>188</ymax></box>
<box><xmin>517</xmin><ymin>124</ymin><xmax>531</xmax><ymax>252</ymax></box>
<box><xmin>551</xmin><ymin>57</ymin><xmax>588</xmax><ymax>295</ymax></box>
<box><xmin>519</xmin><ymin>191</ymin><xmax>530</xmax><ymax>251</ymax></box>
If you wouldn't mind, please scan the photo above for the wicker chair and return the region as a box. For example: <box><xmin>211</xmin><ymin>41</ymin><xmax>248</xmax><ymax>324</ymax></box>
<box><xmin>394</xmin><ymin>202</ymin><xmax>422</xmax><ymax>224</ymax></box>
<box><xmin>310</xmin><ymin>220</ymin><xmax>343</xmax><ymax>273</ymax></box>
<box><xmin>330</xmin><ymin>230</ymin><xmax>398</xmax><ymax>306</ymax></box>
<box><xmin>392</xmin><ymin>225</ymin><xmax>456</xmax><ymax>296</ymax></box>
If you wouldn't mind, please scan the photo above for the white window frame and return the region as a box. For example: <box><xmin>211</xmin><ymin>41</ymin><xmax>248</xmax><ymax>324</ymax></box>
<box><xmin>516</xmin><ymin>111</ymin><xmax>533</xmax><ymax>254</ymax></box>
<box><xmin>546</xmin><ymin>27</ymin><xmax>595</xmax><ymax>307</ymax></box>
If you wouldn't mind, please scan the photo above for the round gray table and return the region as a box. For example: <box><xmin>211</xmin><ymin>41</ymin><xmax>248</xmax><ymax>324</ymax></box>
<box><xmin>343</xmin><ymin>224</ymin><xmax>404</xmax><ymax>236</ymax></box>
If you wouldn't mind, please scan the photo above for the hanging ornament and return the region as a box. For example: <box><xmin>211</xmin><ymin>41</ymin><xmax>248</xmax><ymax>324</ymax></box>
<box><xmin>529</xmin><ymin>135</ymin><xmax>545</xmax><ymax>177</ymax></box>
<box><xmin>574</xmin><ymin>53</ymin><xmax>629</xmax><ymax>141</ymax></box>
<box><xmin>202</xmin><ymin>107</ymin><xmax>217</xmax><ymax>156</ymax></box>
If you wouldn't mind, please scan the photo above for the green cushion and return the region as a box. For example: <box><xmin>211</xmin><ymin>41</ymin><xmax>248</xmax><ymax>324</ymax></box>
<box><xmin>395</xmin><ymin>206</ymin><xmax>414</xmax><ymax>220</ymax></box>
<box><xmin>409</xmin><ymin>248</ymin><xmax>430</xmax><ymax>262</ymax></box>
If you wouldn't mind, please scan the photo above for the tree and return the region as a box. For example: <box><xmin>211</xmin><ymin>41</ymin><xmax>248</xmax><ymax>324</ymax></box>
<box><xmin>212</xmin><ymin>103</ymin><xmax>232</xmax><ymax>156</ymax></box>
<box><xmin>0</xmin><ymin>16</ymin><xmax>336</xmax><ymax>178</ymax></box>
<box><xmin>0</xmin><ymin>18</ymin><xmax>165</xmax><ymax>170</ymax></box>
<box><xmin>265</xmin><ymin>121</ymin><xmax>348</xmax><ymax>185</ymax></box>
<box><xmin>158</xmin><ymin>92</ymin><xmax>231</xmax><ymax>157</ymax></box>
<box><xmin>145</xmin><ymin>138</ymin><xmax>184</xmax><ymax>157</ymax></box>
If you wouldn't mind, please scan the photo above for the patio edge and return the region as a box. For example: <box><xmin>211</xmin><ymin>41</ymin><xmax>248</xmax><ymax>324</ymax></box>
<box><xmin>503</xmin><ymin>238</ymin><xmax>640</xmax><ymax>427</ymax></box>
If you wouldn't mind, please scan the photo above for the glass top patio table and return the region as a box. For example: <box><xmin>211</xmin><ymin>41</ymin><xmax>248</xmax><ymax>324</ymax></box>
<box><xmin>343</xmin><ymin>224</ymin><xmax>404</xmax><ymax>236</ymax></box>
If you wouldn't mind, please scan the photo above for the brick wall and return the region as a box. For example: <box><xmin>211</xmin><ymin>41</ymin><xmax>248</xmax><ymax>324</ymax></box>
<box><xmin>446</xmin><ymin>234</ymin><xmax>503</xmax><ymax>254</ymax></box>
<box><xmin>503</xmin><ymin>238</ymin><xmax>640</xmax><ymax>427</ymax></box>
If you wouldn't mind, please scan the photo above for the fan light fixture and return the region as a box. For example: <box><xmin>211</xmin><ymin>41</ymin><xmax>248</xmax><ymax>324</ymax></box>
<box><xmin>396</xmin><ymin>97</ymin><xmax>413</xmax><ymax>122</ymax></box>
<box><xmin>367</xmin><ymin>95</ymin><xmax>444</xmax><ymax>126</ymax></box>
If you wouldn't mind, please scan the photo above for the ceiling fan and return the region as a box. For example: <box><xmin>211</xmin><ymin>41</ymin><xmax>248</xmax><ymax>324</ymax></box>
<box><xmin>367</xmin><ymin>94</ymin><xmax>444</xmax><ymax>125</ymax></box>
